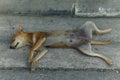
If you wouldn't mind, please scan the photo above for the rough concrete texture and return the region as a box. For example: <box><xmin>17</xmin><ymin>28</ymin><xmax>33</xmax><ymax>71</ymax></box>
<box><xmin>0</xmin><ymin>0</ymin><xmax>120</xmax><ymax>17</ymax></box>
<box><xmin>0</xmin><ymin>0</ymin><xmax>74</xmax><ymax>15</ymax></box>
<box><xmin>74</xmin><ymin>0</ymin><xmax>120</xmax><ymax>17</ymax></box>
<box><xmin>0</xmin><ymin>15</ymin><xmax>119</xmax><ymax>70</ymax></box>
<box><xmin>0</xmin><ymin>69</ymin><xmax>119</xmax><ymax>80</ymax></box>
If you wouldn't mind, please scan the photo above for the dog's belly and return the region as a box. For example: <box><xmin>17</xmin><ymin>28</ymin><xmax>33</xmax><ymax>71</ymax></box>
<box><xmin>44</xmin><ymin>30</ymin><xmax>90</xmax><ymax>47</ymax></box>
<box><xmin>44</xmin><ymin>33</ymin><xmax>66</xmax><ymax>46</ymax></box>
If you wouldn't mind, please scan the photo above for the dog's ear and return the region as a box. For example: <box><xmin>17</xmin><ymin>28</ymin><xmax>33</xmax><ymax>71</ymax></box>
<box><xmin>18</xmin><ymin>25</ymin><xmax>23</xmax><ymax>33</ymax></box>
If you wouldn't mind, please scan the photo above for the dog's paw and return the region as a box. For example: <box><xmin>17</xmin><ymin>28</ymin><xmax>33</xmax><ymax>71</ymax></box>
<box><xmin>30</xmin><ymin>61</ymin><xmax>37</xmax><ymax>71</ymax></box>
<box><xmin>30</xmin><ymin>66</ymin><xmax>35</xmax><ymax>72</ymax></box>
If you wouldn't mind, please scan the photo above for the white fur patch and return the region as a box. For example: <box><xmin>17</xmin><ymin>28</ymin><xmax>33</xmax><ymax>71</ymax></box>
<box><xmin>33</xmin><ymin>37</ymin><xmax>36</xmax><ymax>44</ymax></box>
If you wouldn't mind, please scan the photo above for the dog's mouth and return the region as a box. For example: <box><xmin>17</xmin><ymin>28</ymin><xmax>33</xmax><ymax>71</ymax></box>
<box><xmin>10</xmin><ymin>42</ymin><xmax>19</xmax><ymax>49</ymax></box>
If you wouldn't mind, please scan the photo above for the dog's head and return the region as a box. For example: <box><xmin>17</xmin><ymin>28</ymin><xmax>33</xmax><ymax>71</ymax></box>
<box><xmin>10</xmin><ymin>25</ymin><xmax>28</xmax><ymax>49</ymax></box>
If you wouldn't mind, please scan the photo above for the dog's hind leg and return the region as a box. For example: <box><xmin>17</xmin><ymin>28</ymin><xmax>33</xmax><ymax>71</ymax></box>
<box><xmin>75</xmin><ymin>43</ymin><xmax>112</xmax><ymax>65</ymax></box>
<box><xmin>81</xmin><ymin>21</ymin><xmax>112</xmax><ymax>35</ymax></box>
<box><xmin>31</xmin><ymin>47</ymin><xmax>48</xmax><ymax>71</ymax></box>
<box><xmin>91</xmin><ymin>40</ymin><xmax>112</xmax><ymax>45</ymax></box>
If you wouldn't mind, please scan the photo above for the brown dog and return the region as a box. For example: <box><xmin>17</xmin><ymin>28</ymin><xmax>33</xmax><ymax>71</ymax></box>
<box><xmin>10</xmin><ymin>21</ymin><xmax>112</xmax><ymax>71</ymax></box>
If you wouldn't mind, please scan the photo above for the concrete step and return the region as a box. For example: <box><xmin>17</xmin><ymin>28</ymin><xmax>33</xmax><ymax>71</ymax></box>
<box><xmin>0</xmin><ymin>0</ymin><xmax>74</xmax><ymax>16</ymax></box>
<box><xmin>0</xmin><ymin>69</ymin><xmax>119</xmax><ymax>80</ymax></box>
<box><xmin>74</xmin><ymin>0</ymin><xmax>120</xmax><ymax>17</ymax></box>
<box><xmin>0</xmin><ymin>0</ymin><xmax>120</xmax><ymax>17</ymax></box>
<box><xmin>0</xmin><ymin>15</ymin><xmax>119</xmax><ymax>70</ymax></box>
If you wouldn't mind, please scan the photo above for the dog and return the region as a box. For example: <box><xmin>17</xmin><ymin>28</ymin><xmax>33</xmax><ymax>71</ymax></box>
<box><xmin>10</xmin><ymin>21</ymin><xmax>113</xmax><ymax>71</ymax></box>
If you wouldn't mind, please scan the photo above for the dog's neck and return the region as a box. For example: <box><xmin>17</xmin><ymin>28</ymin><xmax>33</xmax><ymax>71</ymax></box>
<box><xmin>23</xmin><ymin>32</ymin><xmax>47</xmax><ymax>46</ymax></box>
<box><xmin>24</xmin><ymin>32</ymin><xmax>33</xmax><ymax>46</ymax></box>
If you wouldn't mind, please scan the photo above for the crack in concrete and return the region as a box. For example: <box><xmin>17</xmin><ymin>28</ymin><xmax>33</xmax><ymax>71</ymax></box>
<box><xmin>0</xmin><ymin>67</ymin><xmax>120</xmax><ymax>73</ymax></box>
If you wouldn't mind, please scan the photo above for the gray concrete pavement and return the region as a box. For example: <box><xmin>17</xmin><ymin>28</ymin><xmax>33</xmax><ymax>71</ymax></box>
<box><xmin>0</xmin><ymin>0</ymin><xmax>120</xmax><ymax>17</ymax></box>
<box><xmin>0</xmin><ymin>0</ymin><xmax>74</xmax><ymax>16</ymax></box>
<box><xmin>0</xmin><ymin>0</ymin><xmax>120</xmax><ymax>79</ymax></box>
<box><xmin>0</xmin><ymin>69</ymin><xmax>120</xmax><ymax>80</ymax></box>
<box><xmin>74</xmin><ymin>0</ymin><xmax>120</xmax><ymax>17</ymax></box>
<box><xmin>0</xmin><ymin>15</ymin><xmax>119</xmax><ymax>70</ymax></box>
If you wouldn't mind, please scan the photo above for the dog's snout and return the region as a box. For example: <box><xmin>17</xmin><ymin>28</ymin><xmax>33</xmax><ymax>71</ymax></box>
<box><xmin>10</xmin><ymin>42</ymin><xmax>19</xmax><ymax>49</ymax></box>
<box><xmin>10</xmin><ymin>46</ymin><xmax>16</xmax><ymax>49</ymax></box>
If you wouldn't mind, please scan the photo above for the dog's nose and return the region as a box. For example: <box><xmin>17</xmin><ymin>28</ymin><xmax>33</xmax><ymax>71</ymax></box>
<box><xmin>10</xmin><ymin>46</ymin><xmax>15</xmax><ymax>49</ymax></box>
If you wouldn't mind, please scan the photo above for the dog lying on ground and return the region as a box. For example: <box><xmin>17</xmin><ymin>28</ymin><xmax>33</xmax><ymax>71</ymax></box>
<box><xmin>10</xmin><ymin>21</ymin><xmax>113</xmax><ymax>71</ymax></box>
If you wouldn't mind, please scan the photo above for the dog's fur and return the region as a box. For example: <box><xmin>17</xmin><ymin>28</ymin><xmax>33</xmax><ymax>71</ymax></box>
<box><xmin>10</xmin><ymin>21</ymin><xmax>113</xmax><ymax>71</ymax></box>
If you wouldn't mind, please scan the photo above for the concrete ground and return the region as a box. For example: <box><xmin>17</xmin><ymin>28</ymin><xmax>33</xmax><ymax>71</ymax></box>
<box><xmin>0</xmin><ymin>15</ymin><xmax>120</xmax><ymax>79</ymax></box>
<box><xmin>0</xmin><ymin>0</ymin><xmax>120</xmax><ymax>17</ymax></box>
<box><xmin>0</xmin><ymin>0</ymin><xmax>120</xmax><ymax>80</ymax></box>
<box><xmin>0</xmin><ymin>69</ymin><xmax>119</xmax><ymax>80</ymax></box>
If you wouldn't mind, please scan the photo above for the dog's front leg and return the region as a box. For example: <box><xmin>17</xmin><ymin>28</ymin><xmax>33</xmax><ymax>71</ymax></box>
<box><xmin>28</xmin><ymin>37</ymin><xmax>46</xmax><ymax>63</ymax></box>
<box><xmin>31</xmin><ymin>47</ymin><xmax>48</xmax><ymax>71</ymax></box>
